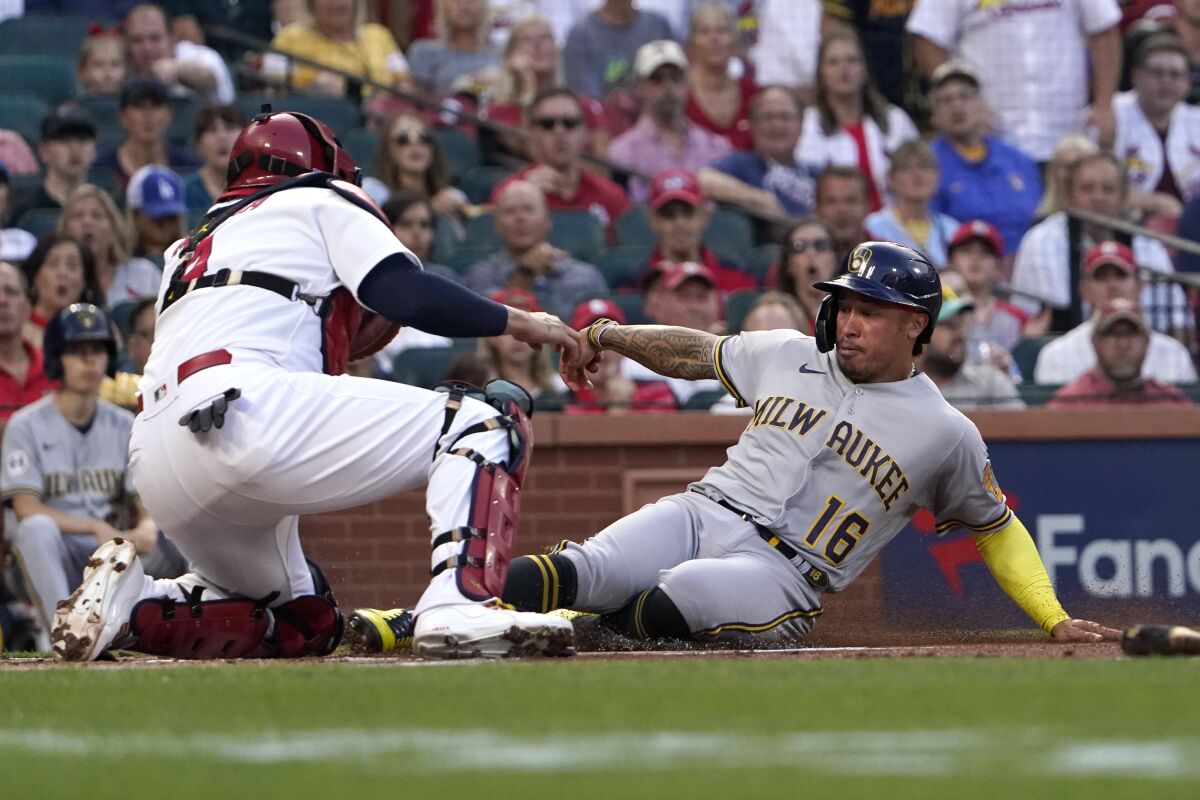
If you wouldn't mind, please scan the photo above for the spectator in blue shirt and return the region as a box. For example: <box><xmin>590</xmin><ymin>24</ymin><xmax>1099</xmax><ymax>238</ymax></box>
<box><xmin>928</xmin><ymin>62</ymin><xmax>1042</xmax><ymax>256</ymax></box>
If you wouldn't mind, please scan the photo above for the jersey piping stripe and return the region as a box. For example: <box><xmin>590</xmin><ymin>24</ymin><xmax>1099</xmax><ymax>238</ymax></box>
<box><xmin>529</xmin><ymin>555</ymin><xmax>551</xmax><ymax>614</ymax></box>
<box><xmin>935</xmin><ymin>508</ymin><xmax>1013</xmax><ymax>535</ymax></box>
<box><xmin>695</xmin><ymin>606</ymin><xmax>823</xmax><ymax>638</ymax></box>
<box><xmin>712</xmin><ymin>336</ymin><xmax>746</xmax><ymax>407</ymax></box>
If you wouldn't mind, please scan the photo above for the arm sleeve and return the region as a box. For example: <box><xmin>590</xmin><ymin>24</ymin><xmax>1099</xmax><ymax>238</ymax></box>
<box><xmin>974</xmin><ymin>514</ymin><xmax>1070</xmax><ymax>634</ymax></box>
<box><xmin>712</xmin><ymin>330</ymin><xmax>801</xmax><ymax>408</ymax></box>
<box><xmin>357</xmin><ymin>253</ymin><xmax>508</xmax><ymax>337</ymax></box>
<box><xmin>1</xmin><ymin>415</ymin><xmax>43</xmax><ymax>501</ymax></box>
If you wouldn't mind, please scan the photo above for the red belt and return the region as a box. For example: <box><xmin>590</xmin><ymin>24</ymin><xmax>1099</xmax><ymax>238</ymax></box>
<box><xmin>136</xmin><ymin>349</ymin><xmax>233</xmax><ymax>414</ymax></box>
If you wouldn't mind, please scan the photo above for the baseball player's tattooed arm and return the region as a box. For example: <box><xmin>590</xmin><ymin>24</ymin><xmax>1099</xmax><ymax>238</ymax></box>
<box><xmin>592</xmin><ymin>324</ymin><xmax>719</xmax><ymax>380</ymax></box>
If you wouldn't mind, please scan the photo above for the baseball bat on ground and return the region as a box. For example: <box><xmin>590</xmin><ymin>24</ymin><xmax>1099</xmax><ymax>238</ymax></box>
<box><xmin>1120</xmin><ymin>625</ymin><xmax>1200</xmax><ymax>656</ymax></box>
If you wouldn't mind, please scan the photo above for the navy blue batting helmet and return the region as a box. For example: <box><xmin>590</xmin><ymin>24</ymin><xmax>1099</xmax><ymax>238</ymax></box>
<box><xmin>43</xmin><ymin>303</ymin><xmax>118</xmax><ymax>381</ymax></box>
<box><xmin>813</xmin><ymin>242</ymin><xmax>942</xmax><ymax>356</ymax></box>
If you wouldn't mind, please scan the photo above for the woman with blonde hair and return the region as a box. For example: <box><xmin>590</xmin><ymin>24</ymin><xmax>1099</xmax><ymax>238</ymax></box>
<box><xmin>57</xmin><ymin>183</ymin><xmax>161</xmax><ymax>309</ymax></box>
<box><xmin>407</xmin><ymin>0</ymin><xmax>499</xmax><ymax>97</ymax></box>
<box><xmin>686</xmin><ymin>1</ymin><xmax>755</xmax><ymax>150</ymax></box>
<box><xmin>483</xmin><ymin>13</ymin><xmax>607</xmax><ymax>158</ymax></box>
<box><xmin>265</xmin><ymin>0</ymin><xmax>410</xmax><ymax>99</ymax></box>
<box><xmin>76</xmin><ymin>29</ymin><xmax>127</xmax><ymax>96</ymax></box>
<box><xmin>1035</xmin><ymin>133</ymin><xmax>1099</xmax><ymax>220</ymax></box>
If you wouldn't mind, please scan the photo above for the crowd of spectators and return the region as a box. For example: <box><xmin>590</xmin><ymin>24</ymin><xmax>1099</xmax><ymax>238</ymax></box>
<box><xmin>0</xmin><ymin>0</ymin><xmax>1195</xmax><ymax>447</ymax></box>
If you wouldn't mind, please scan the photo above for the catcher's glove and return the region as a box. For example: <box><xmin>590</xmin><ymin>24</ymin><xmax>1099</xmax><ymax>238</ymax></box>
<box><xmin>349</xmin><ymin>311</ymin><xmax>401</xmax><ymax>360</ymax></box>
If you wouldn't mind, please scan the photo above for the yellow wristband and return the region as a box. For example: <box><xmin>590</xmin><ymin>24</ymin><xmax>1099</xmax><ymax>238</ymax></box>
<box><xmin>586</xmin><ymin>318</ymin><xmax>617</xmax><ymax>349</ymax></box>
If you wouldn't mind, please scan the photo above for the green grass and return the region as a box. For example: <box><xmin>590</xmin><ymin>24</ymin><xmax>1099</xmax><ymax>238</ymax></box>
<box><xmin>1</xmin><ymin>657</ymin><xmax>1198</xmax><ymax>799</ymax></box>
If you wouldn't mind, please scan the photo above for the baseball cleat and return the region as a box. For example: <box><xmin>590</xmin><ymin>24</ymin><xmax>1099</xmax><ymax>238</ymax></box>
<box><xmin>346</xmin><ymin>607</ymin><xmax>414</xmax><ymax>653</ymax></box>
<box><xmin>51</xmin><ymin>538</ymin><xmax>143</xmax><ymax>662</ymax></box>
<box><xmin>413</xmin><ymin>600</ymin><xmax>576</xmax><ymax>660</ymax></box>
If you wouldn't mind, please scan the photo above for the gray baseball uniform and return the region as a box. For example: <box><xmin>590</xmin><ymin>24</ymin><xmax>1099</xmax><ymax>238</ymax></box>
<box><xmin>2</xmin><ymin>396</ymin><xmax>136</xmax><ymax>627</ymax></box>
<box><xmin>561</xmin><ymin>330</ymin><xmax>1010</xmax><ymax>642</ymax></box>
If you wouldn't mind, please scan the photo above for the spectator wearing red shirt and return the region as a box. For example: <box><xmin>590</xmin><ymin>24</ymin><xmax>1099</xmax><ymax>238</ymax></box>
<box><xmin>564</xmin><ymin>298</ymin><xmax>676</xmax><ymax>414</ymax></box>
<box><xmin>639</xmin><ymin>168</ymin><xmax>756</xmax><ymax>295</ymax></box>
<box><xmin>685</xmin><ymin>1</ymin><xmax>755</xmax><ymax>151</ymax></box>
<box><xmin>0</xmin><ymin>262</ymin><xmax>55</xmax><ymax>436</ymax></box>
<box><xmin>1048</xmin><ymin>298</ymin><xmax>1192</xmax><ymax>407</ymax></box>
<box><xmin>491</xmin><ymin>88</ymin><xmax>631</xmax><ymax>237</ymax></box>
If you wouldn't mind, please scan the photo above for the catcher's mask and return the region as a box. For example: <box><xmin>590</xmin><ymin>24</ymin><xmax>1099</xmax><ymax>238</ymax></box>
<box><xmin>225</xmin><ymin>106</ymin><xmax>361</xmax><ymax>192</ymax></box>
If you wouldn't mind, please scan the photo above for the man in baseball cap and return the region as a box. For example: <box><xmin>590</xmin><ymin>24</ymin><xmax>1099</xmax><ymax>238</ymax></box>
<box><xmin>643</xmin><ymin>168</ymin><xmax>756</xmax><ymax>294</ymax></box>
<box><xmin>1048</xmin><ymin>298</ymin><xmax>1191</xmax><ymax>407</ymax></box>
<box><xmin>920</xmin><ymin>285</ymin><xmax>1024</xmax><ymax>410</ymax></box>
<box><xmin>946</xmin><ymin>219</ymin><xmax>1026</xmax><ymax>358</ymax></box>
<box><xmin>607</xmin><ymin>41</ymin><xmax>731</xmax><ymax>203</ymax></box>
<box><xmin>94</xmin><ymin>75</ymin><xmax>201</xmax><ymax>187</ymax></box>
<box><xmin>1033</xmin><ymin>240</ymin><xmax>1197</xmax><ymax>385</ymax></box>
<box><xmin>9</xmin><ymin>108</ymin><xmax>98</xmax><ymax>224</ymax></box>
<box><xmin>565</xmin><ymin>297</ymin><xmax>676</xmax><ymax>414</ymax></box>
<box><xmin>126</xmin><ymin>164</ymin><xmax>187</xmax><ymax>261</ymax></box>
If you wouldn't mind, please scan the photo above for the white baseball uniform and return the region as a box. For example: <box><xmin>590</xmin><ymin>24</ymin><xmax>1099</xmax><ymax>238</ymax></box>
<box><xmin>116</xmin><ymin>184</ymin><xmax>513</xmax><ymax>616</ymax></box>
<box><xmin>561</xmin><ymin>331</ymin><xmax>1010</xmax><ymax>642</ymax></box>
<box><xmin>1108</xmin><ymin>91</ymin><xmax>1200</xmax><ymax>202</ymax></box>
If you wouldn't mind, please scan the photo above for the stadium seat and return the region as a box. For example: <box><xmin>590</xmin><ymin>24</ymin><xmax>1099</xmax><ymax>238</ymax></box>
<box><xmin>428</xmin><ymin>213</ymin><xmax>463</xmax><ymax>263</ymax></box>
<box><xmin>745</xmin><ymin>244</ymin><xmax>781</xmax><ymax>285</ymax></box>
<box><xmin>0</xmin><ymin>56</ymin><xmax>77</xmax><ymax>107</ymax></box>
<box><xmin>342</xmin><ymin>127</ymin><xmax>379</xmax><ymax>176</ymax></box>
<box><xmin>86</xmin><ymin>166</ymin><xmax>123</xmax><ymax>203</ymax></box>
<box><xmin>75</xmin><ymin>95</ymin><xmax>121</xmax><ymax>130</ymax></box>
<box><xmin>167</xmin><ymin>97</ymin><xmax>199</xmax><ymax>147</ymax></box>
<box><xmin>548</xmin><ymin>210</ymin><xmax>604</xmax><ymax>263</ymax></box>
<box><xmin>236</xmin><ymin>93</ymin><xmax>362</xmax><ymax>138</ymax></box>
<box><xmin>462</xmin><ymin>214</ymin><xmax>501</xmax><ymax>251</ymax></box>
<box><xmin>703</xmin><ymin>208</ymin><xmax>755</xmax><ymax>255</ymax></box>
<box><xmin>612</xmin><ymin>292</ymin><xmax>648</xmax><ymax>325</ymax></box>
<box><xmin>434</xmin><ymin>127</ymin><xmax>481</xmax><ymax>179</ymax></box>
<box><xmin>615</xmin><ymin>206</ymin><xmax>654</xmax><ymax>248</ymax></box>
<box><xmin>1017</xmin><ymin>383</ymin><xmax>1059</xmax><ymax>407</ymax></box>
<box><xmin>0</xmin><ymin>15</ymin><xmax>99</xmax><ymax>56</ymax></box>
<box><xmin>682</xmin><ymin>388</ymin><xmax>729</xmax><ymax>410</ymax></box>
<box><xmin>1011</xmin><ymin>335</ymin><xmax>1059</xmax><ymax>383</ymax></box>
<box><xmin>15</xmin><ymin>208</ymin><xmax>61</xmax><ymax>240</ymax></box>
<box><xmin>725</xmin><ymin>289</ymin><xmax>762</xmax><ymax>333</ymax></box>
<box><xmin>392</xmin><ymin>346</ymin><xmax>455</xmax><ymax>389</ymax></box>
<box><xmin>6</xmin><ymin>171</ymin><xmax>44</xmax><ymax>200</ymax></box>
<box><xmin>595</xmin><ymin>246</ymin><xmax>650</xmax><ymax>290</ymax></box>
<box><xmin>1181</xmin><ymin>383</ymin><xmax>1200</xmax><ymax>403</ymax></box>
<box><xmin>443</xmin><ymin>246</ymin><xmax>496</xmax><ymax>272</ymax></box>
<box><xmin>458</xmin><ymin>166</ymin><xmax>514</xmax><ymax>204</ymax></box>
<box><xmin>0</xmin><ymin>94</ymin><xmax>50</xmax><ymax>146</ymax></box>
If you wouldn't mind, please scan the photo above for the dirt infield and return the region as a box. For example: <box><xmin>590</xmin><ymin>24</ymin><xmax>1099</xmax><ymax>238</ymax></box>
<box><xmin>0</xmin><ymin>636</ymin><xmax>1125</xmax><ymax>669</ymax></box>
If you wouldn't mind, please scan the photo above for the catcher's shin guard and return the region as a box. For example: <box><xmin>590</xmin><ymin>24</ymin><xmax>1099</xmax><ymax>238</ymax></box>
<box><xmin>501</xmin><ymin>553</ymin><xmax>578</xmax><ymax>613</ymax></box>
<box><xmin>431</xmin><ymin>381</ymin><xmax>534</xmax><ymax>601</ymax></box>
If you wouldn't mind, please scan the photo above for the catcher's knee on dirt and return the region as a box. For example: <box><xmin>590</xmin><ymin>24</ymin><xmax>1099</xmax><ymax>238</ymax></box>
<box><xmin>601</xmin><ymin>587</ymin><xmax>691</xmax><ymax>640</ymax></box>
<box><xmin>128</xmin><ymin>559</ymin><xmax>344</xmax><ymax>659</ymax></box>
<box><xmin>431</xmin><ymin>381</ymin><xmax>533</xmax><ymax>601</ymax></box>
<box><xmin>501</xmin><ymin>553</ymin><xmax>578</xmax><ymax>613</ymax></box>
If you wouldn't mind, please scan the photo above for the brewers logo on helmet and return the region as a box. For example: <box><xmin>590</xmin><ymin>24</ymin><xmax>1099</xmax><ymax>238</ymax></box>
<box><xmin>42</xmin><ymin>303</ymin><xmax>118</xmax><ymax>381</ymax></box>
<box><xmin>812</xmin><ymin>241</ymin><xmax>942</xmax><ymax>356</ymax></box>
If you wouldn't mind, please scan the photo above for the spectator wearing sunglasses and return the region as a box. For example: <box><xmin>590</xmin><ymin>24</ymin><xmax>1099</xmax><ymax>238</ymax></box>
<box><xmin>363</xmin><ymin>112</ymin><xmax>469</xmax><ymax>222</ymax></box>
<box><xmin>607</xmin><ymin>40</ymin><xmax>731</xmax><ymax>204</ymax></box>
<box><xmin>491</xmin><ymin>88</ymin><xmax>631</xmax><ymax>238</ymax></box>
<box><xmin>773</xmin><ymin>218</ymin><xmax>839</xmax><ymax>335</ymax></box>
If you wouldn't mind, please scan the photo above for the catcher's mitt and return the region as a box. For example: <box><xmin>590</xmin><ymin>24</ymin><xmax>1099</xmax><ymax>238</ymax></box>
<box><xmin>350</xmin><ymin>312</ymin><xmax>401</xmax><ymax>360</ymax></box>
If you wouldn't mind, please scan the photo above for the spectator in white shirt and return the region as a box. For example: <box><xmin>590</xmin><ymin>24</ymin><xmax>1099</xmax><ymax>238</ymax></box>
<box><xmin>795</xmin><ymin>30</ymin><xmax>918</xmax><ymax>213</ymax></box>
<box><xmin>122</xmin><ymin>3</ymin><xmax>236</xmax><ymax>104</ymax></box>
<box><xmin>907</xmin><ymin>0</ymin><xmax>1122</xmax><ymax>162</ymax></box>
<box><xmin>1011</xmin><ymin>151</ymin><xmax>1189</xmax><ymax>337</ymax></box>
<box><xmin>1104</xmin><ymin>33</ymin><xmax>1200</xmax><ymax>219</ymax></box>
<box><xmin>1034</xmin><ymin>241</ymin><xmax>1197</xmax><ymax>385</ymax></box>
<box><xmin>750</xmin><ymin>0</ymin><xmax>822</xmax><ymax>99</ymax></box>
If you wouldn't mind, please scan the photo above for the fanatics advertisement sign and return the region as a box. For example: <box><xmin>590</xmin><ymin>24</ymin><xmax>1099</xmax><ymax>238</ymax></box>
<box><xmin>882</xmin><ymin>439</ymin><xmax>1198</xmax><ymax>629</ymax></box>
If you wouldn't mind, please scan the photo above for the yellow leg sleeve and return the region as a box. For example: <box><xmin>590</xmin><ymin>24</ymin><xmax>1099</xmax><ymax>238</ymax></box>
<box><xmin>974</xmin><ymin>515</ymin><xmax>1070</xmax><ymax>635</ymax></box>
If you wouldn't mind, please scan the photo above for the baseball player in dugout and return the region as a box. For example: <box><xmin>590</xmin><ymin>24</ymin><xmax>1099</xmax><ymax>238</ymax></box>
<box><xmin>49</xmin><ymin>109</ymin><xmax>593</xmax><ymax>662</ymax></box>
<box><xmin>496</xmin><ymin>242</ymin><xmax>1120</xmax><ymax>646</ymax></box>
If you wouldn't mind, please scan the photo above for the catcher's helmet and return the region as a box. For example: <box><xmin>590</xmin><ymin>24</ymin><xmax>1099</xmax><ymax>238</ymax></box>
<box><xmin>225</xmin><ymin>108</ymin><xmax>361</xmax><ymax>192</ymax></box>
<box><xmin>43</xmin><ymin>303</ymin><xmax>118</xmax><ymax>381</ymax></box>
<box><xmin>813</xmin><ymin>241</ymin><xmax>942</xmax><ymax>356</ymax></box>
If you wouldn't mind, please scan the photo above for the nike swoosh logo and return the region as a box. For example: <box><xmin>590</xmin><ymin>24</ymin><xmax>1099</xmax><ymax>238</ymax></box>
<box><xmin>798</xmin><ymin>363</ymin><xmax>825</xmax><ymax>375</ymax></box>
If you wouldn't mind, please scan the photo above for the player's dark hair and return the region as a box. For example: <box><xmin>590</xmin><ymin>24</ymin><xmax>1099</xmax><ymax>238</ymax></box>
<box><xmin>192</xmin><ymin>102</ymin><xmax>246</xmax><ymax>144</ymax></box>
<box><xmin>21</xmin><ymin>232</ymin><xmax>103</xmax><ymax>307</ymax></box>
<box><xmin>814</xmin><ymin>30</ymin><xmax>892</xmax><ymax>137</ymax></box>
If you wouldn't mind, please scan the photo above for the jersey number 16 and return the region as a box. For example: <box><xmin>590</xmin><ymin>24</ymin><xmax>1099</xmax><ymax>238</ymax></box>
<box><xmin>804</xmin><ymin>495</ymin><xmax>871</xmax><ymax>565</ymax></box>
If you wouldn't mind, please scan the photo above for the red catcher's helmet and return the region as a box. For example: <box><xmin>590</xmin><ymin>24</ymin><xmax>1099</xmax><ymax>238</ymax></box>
<box><xmin>225</xmin><ymin>108</ymin><xmax>361</xmax><ymax>192</ymax></box>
